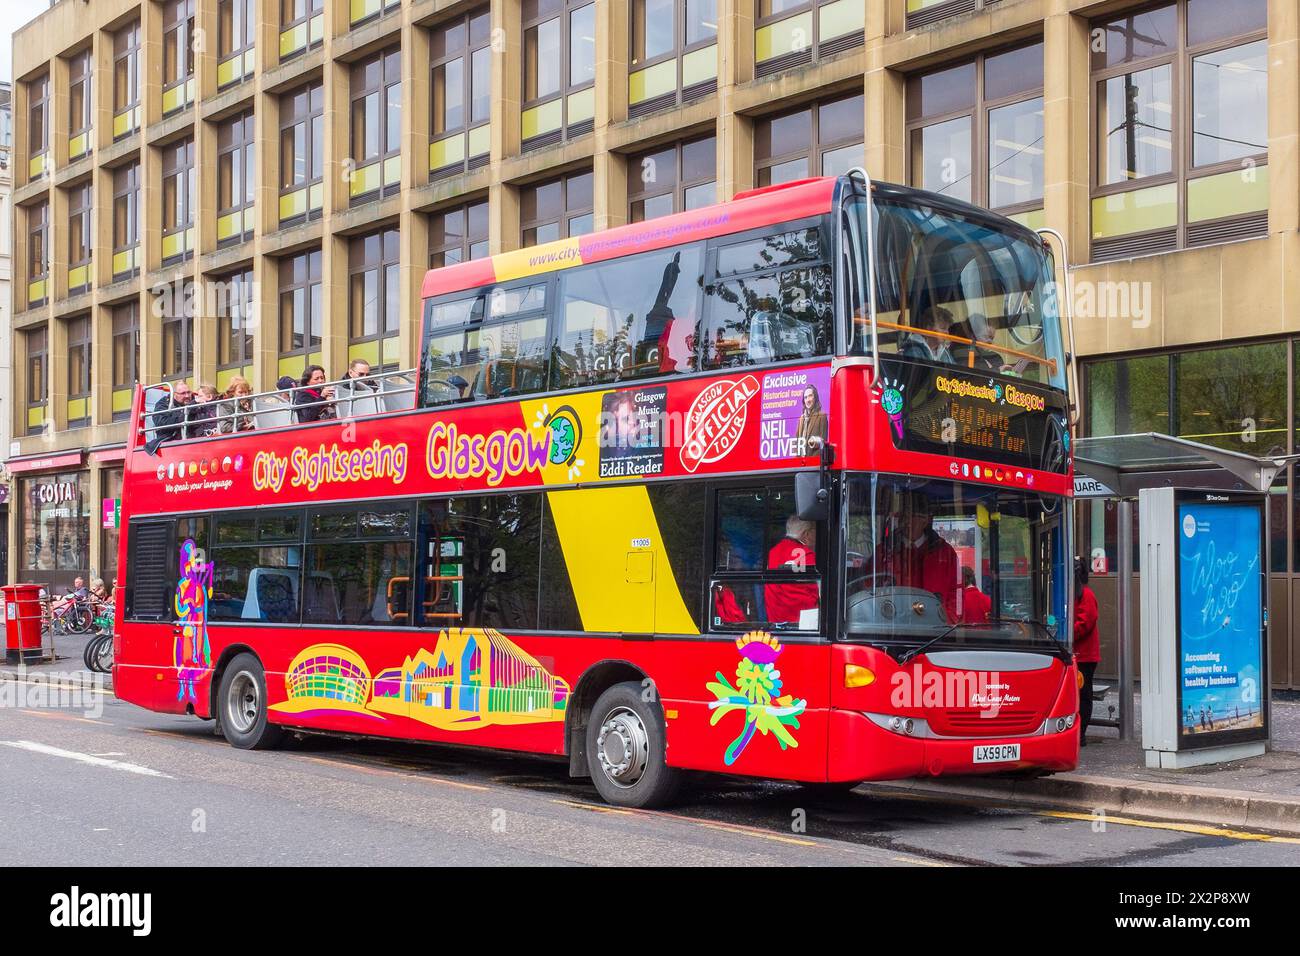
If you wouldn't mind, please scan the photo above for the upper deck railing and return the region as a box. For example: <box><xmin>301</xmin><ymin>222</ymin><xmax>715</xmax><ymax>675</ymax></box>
<box><xmin>135</xmin><ymin>369</ymin><xmax>417</xmax><ymax>451</ymax></box>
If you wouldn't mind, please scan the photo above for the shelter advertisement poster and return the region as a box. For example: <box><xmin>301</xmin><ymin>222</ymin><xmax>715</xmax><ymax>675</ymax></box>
<box><xmin>1176</xmin><ymin>498</ymin><xmax>1267</xmax><ymax>745</ymax></box>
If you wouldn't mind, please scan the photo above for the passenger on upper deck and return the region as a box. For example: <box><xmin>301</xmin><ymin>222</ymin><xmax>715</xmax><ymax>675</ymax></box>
<box><xmin>190</xmin><ymin>384</ymin><xmax>221</xmax><ymax>437</ymax></box>
<box><xmin>334</xmin><ymin>359</ymin><xmax>377</xmax><ymax>416</ymax></box>
<box><xmin>146</xmin><ymin>380</ymin><xmax>194</xmax><ymax>452</ymax></box>
<box><xmin>217</xmin><ymin>376</ymin><xmax>256</xmax><ymax>434</ymax></box>
<box><xmin>900</xmin><ymin>306</ymin><xmax>954</xmax><ymax>364</ymax></box>
<box><xmin>293</xmin><ymin>365</ymin><xmax>336</xmax><ymax>423</ymax></box>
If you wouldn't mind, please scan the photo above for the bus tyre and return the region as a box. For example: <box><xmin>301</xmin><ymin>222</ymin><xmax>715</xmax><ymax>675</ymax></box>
<box><xmin>586</xmin><ymin>681</ymin><xmax>681</xmax><ymax>809</ymax></box>
<box><xmin>218</xmin><ymin>653</ymin><xmax>284</xmax><ymax>751</ymax></box>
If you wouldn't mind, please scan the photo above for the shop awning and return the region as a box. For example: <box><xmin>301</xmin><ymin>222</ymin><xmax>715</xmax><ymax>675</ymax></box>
<box><xmin>1074</xmin><ymin>432</ymin><xmax>1299</xmax><ymax>497</ymax></box>
<box><xmin>4</xmin><ymin>450</ymin><xmax>85</xmax><ymax>474</ymax></box>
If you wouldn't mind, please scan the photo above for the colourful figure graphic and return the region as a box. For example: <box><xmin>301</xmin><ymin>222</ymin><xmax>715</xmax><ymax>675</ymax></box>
<box><xmin>706</xmin><ymin>631</ymin><xmax>806</xmax><ymax>765</ymax></box>
<box><xmin>173</xmin><ymin>538</ymin><xmax>213</xmax><ymax>701</ymax></box>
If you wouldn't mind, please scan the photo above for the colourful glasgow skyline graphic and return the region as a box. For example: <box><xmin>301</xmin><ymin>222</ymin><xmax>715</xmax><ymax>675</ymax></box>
<box><xmin>270</xmin><ymin>628</ymin><xmax>570</xmax><ymax>729</ymax></box>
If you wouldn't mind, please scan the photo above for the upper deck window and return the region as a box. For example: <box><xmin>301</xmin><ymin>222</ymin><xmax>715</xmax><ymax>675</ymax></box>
<box><xmin>702</xmin><ymin>226</ymin><xmax>832</xmax><ymax>371</ymax></box>
<box><xmin>421</xmin><ymin>283</ymin><xmax>551</xmax><ymax>405</ymax></box>
<box><xmin>858</xmin><ymin>197</ymin><xmax>1066</xmax><ymax>391</ymax></box>
<box><xmin>552</xmin><ymin>243</ymin><xmax>705</xmax><ymax>389</ymax></box>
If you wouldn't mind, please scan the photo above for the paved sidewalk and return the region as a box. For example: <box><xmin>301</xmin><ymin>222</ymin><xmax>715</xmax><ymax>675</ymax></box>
<box><xmin>870</xmin><ymin>690</ymin><xmax>1300</xmax><ymax>835</ymax></box>
<box><xmin>0</xmin><ymin>631</ymin><xmax>108</xmax><ymax>688</ymax></box>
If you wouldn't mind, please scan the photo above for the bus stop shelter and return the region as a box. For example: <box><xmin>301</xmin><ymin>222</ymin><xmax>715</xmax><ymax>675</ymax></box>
<box><xmin>1072</xmin><ymin>433</ymin><xmax>1295</xmax><ymax>740</ymax></box>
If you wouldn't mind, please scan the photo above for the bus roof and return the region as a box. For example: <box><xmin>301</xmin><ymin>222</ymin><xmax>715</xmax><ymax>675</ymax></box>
<box><xmin>420</xmin><ymin>176</ymin><xmax>838</xmax><ymax>300</ymax></box>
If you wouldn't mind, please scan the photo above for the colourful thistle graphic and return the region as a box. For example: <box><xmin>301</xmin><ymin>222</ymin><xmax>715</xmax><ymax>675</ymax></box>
<box><xmin>706</xmin><ymin>631</ymin><xmax>806</xmax><ymax>765</ymax></box>
<box><xmin>871</xmin><ymin>377</ymin><xmax>906</xmax><ymax>441</ymax></box>
<box><xmin>173</xmin><ymin>538</ymin><xmax>213</xmax><ymax>702</ymax></box>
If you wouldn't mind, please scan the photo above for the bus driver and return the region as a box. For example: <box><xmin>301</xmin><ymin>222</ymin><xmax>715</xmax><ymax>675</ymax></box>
<box><xmin>873</xmin><ymin>491</ymin><xmax>961</xmax><ymax>622</ymax></box>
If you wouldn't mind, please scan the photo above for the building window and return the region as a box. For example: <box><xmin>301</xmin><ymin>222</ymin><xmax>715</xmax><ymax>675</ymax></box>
<box><xmin>522</xmin><ymin>0</ymin><xmax>595</xmax><ymax>148</ymax></box>
<box><xmin>628</xmin><ymin>0</ymin><xmax>718</xmax><ymax>116</ymax></box>
<box><xmin>521</xmin><ymin>170</ymin><xmax>594</xmax><ymax>246</ymax></box>
<box><xmin>161</xmin><ymin>138</ymin><xmax>195</xmax><ymax>263</ymax></box>
<box><xmin>66</xmin><ymin>314</ymin><xmax>92</xmax><ymax>428</ymax></box>
<box><xmin>905</xmin><ymin>0</ymin><xmax>995</xmax><ymax>31</ymax></box>
<box><xmin>350</xmin><ymin>49</ymin><xmax>402</xmax><ymax>203</ymax></box>
<box><xmin>218</xmin><ymin>112</ymin><xmax>256</xmax><ymax>245</ymax></box>
<box><xmin>217</xmin><ymin>269</ymin><xmax>255</xmax><ymax>390</ymax></box>
<box><xmin>430</xmin><ymin>199</ymin><xmax>490</xmax><ymax>268</ymax></box>
<box><xmin>111</xmin><ymin>301</ymin><xmax>139</xmax><ymax>421</ymax></box>
<box><xmin>280</xmin><ymin>83</ymin><xmax>324</xmax><ymax>225</ymax></box>
<box><xmin>161</xmin><ymin>280</ymin><xmax>195</xmax><ymax>380</ymax></box>
<box><xmin>628</xmin><ymin>135</ymin><xmax>717</xmax><ymax>221</ymax></box>
<box><xmin>162</xmin><ymin>0</ymin><xmax>197</xmax><ymax>115</ymax></box>
<box><xmin>1090</xmin><ymin>0</ymin><xmax>1268</xmax><ymax>259</ymax></box>
<box><xmin>67</xmin><ymin>182</ymin><xmax>93</xmax><ymax>295</ymax></box>
<box><xmin>279</xmin><ymin>250</ymin><xmax>323</xmax><ymax>379</ymax></box>
<box><xmin>755</xmin><ymin>0</ymin><xmax>863</xmax><ymax>78</ymax></box>
<box><xmin>907</xmin><ymin>42</ymin><xmax>1045</xmax><ymax>228</ymax></box>
<box><xmin>112</xmin><ymin>162</ymin><xmax>141</xmax><ymax>280</ymax></box>
<box><xmin>430</xmin><ymin>7</ymin><xmax>492</xmax><ymax>178</ymax></box>
<box><xmin>68</xmin><ymin>48</ymin><xmax>93</xmax><ymax>161</ymax></box>
<box><xmin>27</xmin><ymin>72</ymin><xmax>48</xmax><ymax>180</ymax></box>
<box><xmin>754</xmin><ymin>92</ymin><xmax>863</xmax><ymax>186</ymax></box>
<box><xmin>351</xmin><ymin>0</ymin><xmax>401</xmax><ymax>28</ymax></box>
<box><xmin>280</xmin><ymin>0</ymin><xmax>324</xmax><ymax>60</ymax></box>
<box><xmin>27</xmin><ymin>200</ymin><xmax>48</xmax><ymax>308</ymax></box>
<box><xmin>218</xmin><ymin>0</ymin><xmax>256</xmax><ymax>88</ymax></box>
<box><xmin>349</xmin><ymin>229</ymin><xmax>401</xmax><ymax>372</ymax></box>
<box><xmin>20</xmin><ymin>471</ymin><xmax>90</xmax><ymax>587</ymax></box>
<box><xmin>113</xmin><ymin>21</ymin><xmax>141</xmax><ymax>139</ymax></box>
<box><xmin>25</xmin><ymin>326</ymin><xmax>48</xmax><ymax>435</ymax></box>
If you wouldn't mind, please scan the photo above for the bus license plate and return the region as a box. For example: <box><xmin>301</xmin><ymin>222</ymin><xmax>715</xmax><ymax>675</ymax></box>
<box><xmin>973</xmin><ymin>744</ymin><xmax>1020</xmax><ymax>764</ymax></box>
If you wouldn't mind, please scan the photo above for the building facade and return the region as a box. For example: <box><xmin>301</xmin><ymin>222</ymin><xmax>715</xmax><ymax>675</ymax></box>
<box><xmin>7</xmin><ymin>0</ymin><xmax>1299</xmax><ymax>683</ymax></box>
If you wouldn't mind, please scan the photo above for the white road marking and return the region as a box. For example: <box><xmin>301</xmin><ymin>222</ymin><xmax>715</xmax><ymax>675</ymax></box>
<box><xmin>0</xmin><ymin>740</ymin><xmax>172</xmax><ymax>779</ymax></box>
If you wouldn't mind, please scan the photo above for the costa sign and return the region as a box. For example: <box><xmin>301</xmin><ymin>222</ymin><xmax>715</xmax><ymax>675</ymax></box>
<box><xmin>35</xmin><ymin>480</ymin><xmax>78</xmax><ymax>505</ymax></box>
<box><xmin>679</xmin><ymin>375</ymin><xmax>759</xmax><ymax>473</ymax></box>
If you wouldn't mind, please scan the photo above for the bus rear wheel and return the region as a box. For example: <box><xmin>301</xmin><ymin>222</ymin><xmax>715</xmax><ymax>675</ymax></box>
<box><xmin>218</xmin><ymin>653</ymin><xmax>284</xmax><ymax>751</ymax></box>
<box><xmin>586</xmin><ymin>681</ymin><xmax>681</xmax><ymax>809</ymax></box>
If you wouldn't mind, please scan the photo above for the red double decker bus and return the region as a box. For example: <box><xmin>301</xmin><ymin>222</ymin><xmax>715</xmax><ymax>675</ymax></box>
<box><xmin>115</xmin><ymin>172</ymin><xmax>1079</xmax><ymax>807</ymax></box>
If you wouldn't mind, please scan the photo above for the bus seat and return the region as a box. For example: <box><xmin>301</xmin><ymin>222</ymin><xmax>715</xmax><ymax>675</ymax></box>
<box><xmin>251</xmin><ymin>397</ymin><xmax>293</xmax><ymax>429</ymax></box>
<box><xmin>343</xmin><ymin>393</ymin><xmax>381</xmax><ymax>418</ymax></box>
<box><xmin>242</xmin><ymin>568</ymin><xmax>297</xmax><ymax>621</ymax></box>
<box><xmin>303</xmin><ymin>572</ymin><xmax>341</xmax><ymax>623</ymax></box>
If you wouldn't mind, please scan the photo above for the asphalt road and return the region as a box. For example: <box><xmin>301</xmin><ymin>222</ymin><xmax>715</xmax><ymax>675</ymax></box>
<box><xmin>3</xmin><ymin>676</ymin><xmax>1299</xmax><ymax>867</ymax></box>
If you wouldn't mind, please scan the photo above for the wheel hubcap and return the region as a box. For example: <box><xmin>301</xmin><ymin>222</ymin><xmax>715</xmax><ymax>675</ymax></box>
<box><xmin>596</xmin><ymin>706</ymin><xmax>649</xmax><ymax>788</ymax></box>
<box><xmin>226</xmin><ymin>672</ymin><xmax>260</xmax><ymax>734</ymax></box>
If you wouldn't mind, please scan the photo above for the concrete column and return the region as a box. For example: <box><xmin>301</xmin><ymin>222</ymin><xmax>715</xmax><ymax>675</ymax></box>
<box><xmin>49</xmin><ymin>316</ymin><xmax>69</xmax><ymax>433</ymax></box>
<box><xmin>251</xmin><ymin>253</ymin><xmax>279</xmax><ymax>394</ymax></box>
<box><xmin>1267</xmin><ymin>0</ymin><xmax>1299</xmax><ymax>235</ymax></box>
<box><xmin>141</xmin><ymin>285</ymin><xmax>165</xmax><ymax>388</ymax></box>
<box><xmin>324</xmin><ymin>57</ymin><xmax>349</xmax><ymax>216</ymax></box>
<box><xmin>406</xmin><ymin>17</ymin><xmax>431</xmax><ymax>192</ymax></box>
<box><xmin>141</xmin><ymin>0</ymin><xmax>164</xmax><ymax>129</ymax></box>
<box><xmin>93</xmin><ymin>25</ymin><xmax>114</xmax><ymax>154</ymax></box>
<box><xmin>492</xmin><ymin>0</ymin><xmax>522</xmax><ymax>162</ymax></box>
<box><xmin>194</xmin><ymin>0</ymin><xmax>218</xmax><ymax>102</ymax></box>
<box><xmin>864</xmin><ymin>1</ymin><xmax>902</xmax><ymax>183</ymax></box>
<box><xmin>193</xmin><ymin>273</ymin><xmax>219</xmax><ymax>390</ymax></box>
<box><xmin>50</xmin><ymin>51</ymin><xmax>71</xmax><ymax>173</ymax></box>
<box><xmin>141</xmin><ymin>143</ymin><xmax>164</xmax><ymax>274</ymax></box>
<box><xmin>322</xmin><ymin>231</ymin><xmax>348</xmax><ymax>380</ymax></box>
<box><xmin>717</xmin><ymin>0</ymin><xmax>754</xmax><ymax>201</ymax></box>
<box><xmin>399</xmin><ymin>206</ymin><xmax>428</xmax><ymax>369</ymax></box>
<box><xmin>598</xmin><ymin>0</ymin><xmax>629</xmax><ymax>127</ymax></box>
<box><xmin>1042</xmin><ymin>8</ymin><xmax>1091</xmax><ymax>263</ymax></box>
<box><xmin>49</xmin><ymin>184</ymin><xmax>69</xmax><ymax>302</ymax></box>
<box><xmin>91</xmin><ymin>303</ymin><xmax>113</xmax><ymax>426</ymax></box>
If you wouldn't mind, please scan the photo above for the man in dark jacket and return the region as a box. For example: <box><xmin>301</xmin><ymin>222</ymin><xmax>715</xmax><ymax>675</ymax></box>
<box><xmin>146</xmin><ymin>381</ymin><xmax>194</xmax><ymax>453</ymax></box>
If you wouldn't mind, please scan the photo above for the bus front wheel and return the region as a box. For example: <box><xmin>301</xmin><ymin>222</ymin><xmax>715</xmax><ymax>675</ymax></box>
<box><xmin>586</xmin><ymin>681</ymin><xmax>681</xmax><ymax>809</ymax></box>
<box><xmin>218</xmin><ymin>653</ymin><xmax>285</xmax><ymax>751</ymax></box>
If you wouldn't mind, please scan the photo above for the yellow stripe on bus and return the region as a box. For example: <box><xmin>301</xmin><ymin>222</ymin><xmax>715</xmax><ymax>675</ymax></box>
<box><xmin>545</xmin><ymin>486</ymin><xmax>698</xmax><ymax>635</ymax></box>
<box><xmin>492</xmin><ymin>237</ymin><xmax>584</xmax><ymax>284</ymax></box>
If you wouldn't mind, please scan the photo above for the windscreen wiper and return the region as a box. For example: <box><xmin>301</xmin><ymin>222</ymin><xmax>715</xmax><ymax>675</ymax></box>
<box><xmin>897</xmin><ymin>621</ymin><xmax>962</xmax><ymax>665</ymax></box>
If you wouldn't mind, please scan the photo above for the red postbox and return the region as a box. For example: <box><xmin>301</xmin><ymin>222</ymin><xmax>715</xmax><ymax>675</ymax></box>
<box><xmin>3</xmin><ymin>584</ymin><xmax>47</xmax><ymax>663</ymax></box>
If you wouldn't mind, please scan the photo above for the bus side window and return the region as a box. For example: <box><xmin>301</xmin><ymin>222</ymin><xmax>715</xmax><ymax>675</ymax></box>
<box><xmin>702</xmin><ymin>227</ymin><xmax>832</xmax><ymax>371</ymax></box>
<box><xmin>710</xmin><ymin>485</ymin><xmax>821</xmax><ymax>633</ymax></box>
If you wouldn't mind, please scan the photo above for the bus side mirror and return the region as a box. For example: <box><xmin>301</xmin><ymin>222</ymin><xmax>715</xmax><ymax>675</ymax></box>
<box><xmin>795</xmin><ymin>471</ymin><xmax>829</xmax><ymax>522</ymax></box>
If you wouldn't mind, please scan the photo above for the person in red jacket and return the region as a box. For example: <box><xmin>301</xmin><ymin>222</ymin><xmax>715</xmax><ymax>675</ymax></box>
<box><xmin>764</xmin><ymin>515</ymin><xmax>819</xmax><ymax>625</ymax></box>
<box><xmin>1074</xmin><ymin>558</ymin><xmax>1101</xmax><ymax>746</ymax></box>
<box><xmin>959</xmin><ymin>566</ymin><xmax>992</xmax><ymax>624</ymax></box>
